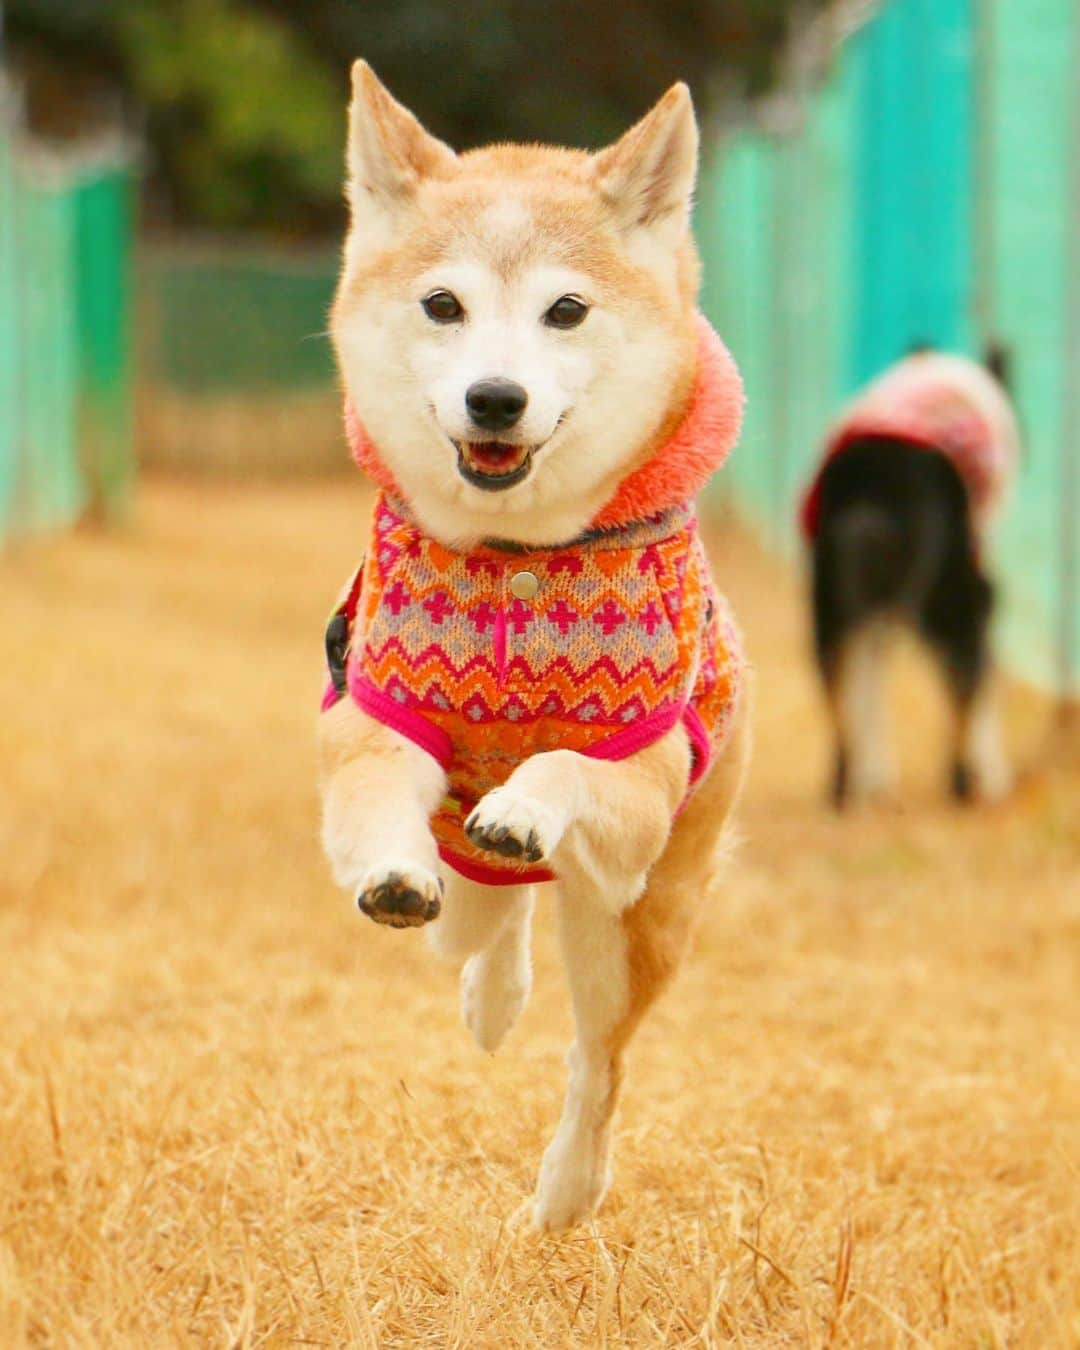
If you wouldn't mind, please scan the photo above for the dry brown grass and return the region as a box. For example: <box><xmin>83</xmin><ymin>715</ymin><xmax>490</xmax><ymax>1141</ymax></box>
<box><xmin>1</xmin><ymin>477</ymin><xmax>1078</xmax><ymax>1348</ymax></box>
<box><xmin>137</xmin><ymin>387</ymin><xmax>346</xmax><ymax>476</ymax></box>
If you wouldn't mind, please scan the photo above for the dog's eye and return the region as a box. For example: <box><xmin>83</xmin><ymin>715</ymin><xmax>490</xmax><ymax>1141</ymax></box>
<box><xmin>422</xmin><ymin>290</ymin><xmax>464</xmax><ymax>323</ymax></box>
<box><xmin>544</xmin><ymin>295</ymin><xmax>589</xmax><ymax>329</ymax></box>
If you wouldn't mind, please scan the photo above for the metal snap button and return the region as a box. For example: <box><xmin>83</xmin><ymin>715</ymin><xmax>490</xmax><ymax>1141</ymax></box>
<box><xmin>509</xmin><ymin>570</ymin><xmax>540</xmax><ymax>600</ymax></box>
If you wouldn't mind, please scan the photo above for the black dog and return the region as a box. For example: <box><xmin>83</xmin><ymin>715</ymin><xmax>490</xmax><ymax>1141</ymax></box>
<box><xmin>811</xmin><ymin>437</ymin><xmax>995</xmax><ymax>804</ymax></box>
<box><xmin>806</xmin><ymin>351</ymin><xmax>1015</xmax><ymax>807</ymax></box>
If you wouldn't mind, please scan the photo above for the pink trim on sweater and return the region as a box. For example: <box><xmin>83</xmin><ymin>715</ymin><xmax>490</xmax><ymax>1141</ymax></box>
<box><xmin>437</xmin><ymin>843</ymin><xmax>556</xmax><ymax>888</ymax></box>
<box><xmin>343</xmin><ymin>314</ymin><xmax>744</xmax><ymax>531</ymax></box>
<box><xmin>348</xmin><ymin>673</ymin><xmax>454</xmax><ymax>770</ymax></box>
<box><xmin>580</xmin><ymin>699</ymin><xmax>686</xmax><ymax>764</ymax></box>
<box><xmin>342</xmin><ymin>685</ymin><xmax>692</xmax><ymax>886</ymax></box>
<box><xmin>436</xmin><ymin>703</ymin><xmax>710</xmax><ymax>884</ymax></box>
<box><xmin>681</xmin><ymin>701</ymin><xmax>713</xmax><ymax>789</ymax></box>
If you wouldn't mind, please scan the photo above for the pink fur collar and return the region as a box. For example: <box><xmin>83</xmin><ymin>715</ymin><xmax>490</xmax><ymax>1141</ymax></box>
<box><xmin>344</xmin><ymin>314</ymin><xmax>743</xmax><ymax>531</ymax></box>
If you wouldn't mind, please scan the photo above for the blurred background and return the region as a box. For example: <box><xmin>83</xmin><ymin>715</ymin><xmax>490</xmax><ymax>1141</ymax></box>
<box><xmin>3</xmin><ymin>5</ymin><xmax>1080</xmax><ymax>1342</ymax></box>
<box><xmin>2</xmin><ymin>0</ymin><xmax>1077</xmax><ymax>708</ymax></box>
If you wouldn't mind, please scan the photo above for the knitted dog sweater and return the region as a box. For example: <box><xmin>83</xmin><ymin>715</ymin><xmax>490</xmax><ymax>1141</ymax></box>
<box><xmin>800</xmin><ymin>351</ymin><xmax>1020</xmax><ymax>539</ymax></box>
<box><xmin>323</xmin><ymin>316</ymin><xmax>746</xmax><ymax>885</ymax></box>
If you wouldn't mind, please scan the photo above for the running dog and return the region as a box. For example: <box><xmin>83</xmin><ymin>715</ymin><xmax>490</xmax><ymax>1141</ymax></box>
<box><xmin>801</xmin><ymin>349</ymin><xmax>1019</xmax><ymax>807</ymax></box>
<box><xmin>319</xmin><ymin>62</ymin><xmax>749</xmax><ymax>1229</ymax></box>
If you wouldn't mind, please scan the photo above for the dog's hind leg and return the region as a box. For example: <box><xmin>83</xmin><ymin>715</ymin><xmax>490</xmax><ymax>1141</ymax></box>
<box><xmin>460</xmin><ymin>891</ymin><xmax>535</xmax><ymax>1053</ymax></box>
<box><xmin>427</xmin><ymin>876</ymin><xmax>536</xmax><ymax>1053</ymax></box>
<box><xmin>532</xmin><ymin>708</ymin><xmax>749</xmax><ymax>1231</ymax></box>
<box><xmin>818</xmin><ymin>648</ymin><xmax>850</xmax><ymax>808</ymax></box>
<box><xmin>813</xmin><ymin>546</ymin><xmax>892</xmax><ymax>807</ymax></box>
<box><xmin>813</xmin><ymin>540</ymin><xmax>852</xmax><ymax>806</ymax></box>
<box><xmin>812</xmin><ymin>499</ymin><xmax>902</xmax><ymax>807</ymax></box>
<box><xmin>924</xmin><ymin>569</ymin><xmax>1011</xmax><ymax>803</ymax></box>
<box><xmin>832</xmin><ymin>623</ymin><xmax>894</xmax><ymax>804</ymax></box>
<box><xmin>533</xmin><ymin>891</ymin><xmax>630</xmax><ymax>1231</ymax></box>
<box><xmin>954</xmin><ymin>679</ymin><xmax>1011</xmax><ymax>802</ymax></box>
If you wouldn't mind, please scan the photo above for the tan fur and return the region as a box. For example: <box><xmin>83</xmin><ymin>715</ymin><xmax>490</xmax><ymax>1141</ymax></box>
<box><xmin>319</xmin><ymin>62</ymin><xmax>749</xmax><ymax>1227</ymax></box>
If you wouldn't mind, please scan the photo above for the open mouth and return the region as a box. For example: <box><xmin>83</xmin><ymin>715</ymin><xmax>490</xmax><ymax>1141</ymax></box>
<box><xmin>454</xmin><ymin>440</ymin><xmax>534</xmax><ymax>492</ymax></box>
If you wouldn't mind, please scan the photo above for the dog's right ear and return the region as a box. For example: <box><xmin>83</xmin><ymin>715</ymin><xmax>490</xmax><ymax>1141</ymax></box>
<box><xmin>346</xmin><ymin>60</ymin><xmax>456</xmax><ymax>221</ymax></box>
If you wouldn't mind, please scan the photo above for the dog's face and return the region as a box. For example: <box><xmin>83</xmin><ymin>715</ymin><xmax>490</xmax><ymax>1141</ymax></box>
<box><xmin>332</xmin><ymin>63</ymin><xmax>701</xmax><ymax>547</ymax></box>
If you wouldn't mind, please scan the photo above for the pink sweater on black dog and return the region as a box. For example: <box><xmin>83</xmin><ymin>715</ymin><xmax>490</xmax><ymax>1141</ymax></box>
<box><xmin>801</xmin><ymin>352</ymin><xmax>1020</xmax><ymax>539</ymax></box>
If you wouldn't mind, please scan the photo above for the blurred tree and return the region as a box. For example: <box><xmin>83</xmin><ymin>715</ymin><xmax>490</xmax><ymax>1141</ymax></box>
<box><xmin>5</xmin><ymin>0</ymin><xmax>837</xmax><ymax>235</ymax></box>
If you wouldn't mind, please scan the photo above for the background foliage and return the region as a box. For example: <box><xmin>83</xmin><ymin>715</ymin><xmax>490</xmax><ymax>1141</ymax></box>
<box><xmin>6</xmin><ymin>0</ymin><xmax>833</xmax><ymax>234</ymax></box>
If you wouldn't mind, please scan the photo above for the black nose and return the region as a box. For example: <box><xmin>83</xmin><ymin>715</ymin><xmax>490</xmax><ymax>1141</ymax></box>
<box><xmin>465</xmin><ymin>378</ymin><xmax>528</xmax><ymax>431</ymax></box>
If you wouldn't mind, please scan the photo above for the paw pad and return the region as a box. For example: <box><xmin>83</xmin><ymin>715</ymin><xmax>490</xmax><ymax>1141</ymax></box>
<box><xmin>356</xmin><ymin>870</ymin><xmax>443</xmax><ymax>928</ymax></box>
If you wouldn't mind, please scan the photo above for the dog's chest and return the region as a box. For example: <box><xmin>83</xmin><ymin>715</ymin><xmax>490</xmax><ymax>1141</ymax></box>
<box><xmin>356</xmin><ymin>495</ymin><xmax>700</xmax><ymax>735</ymax></box>
<box><xmin>332</xmin><ymin>492</ymin><xmax>743</xmax><ymax>883</ymax></box>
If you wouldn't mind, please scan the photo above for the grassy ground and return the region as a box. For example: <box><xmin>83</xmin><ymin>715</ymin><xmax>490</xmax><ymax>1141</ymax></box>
<box><xmin>1</xmin><ymin>477</ymin><xmax>1077</xmax><ymax>1348</ymax></box>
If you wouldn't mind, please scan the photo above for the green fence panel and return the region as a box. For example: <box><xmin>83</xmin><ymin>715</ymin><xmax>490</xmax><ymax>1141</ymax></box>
<box><xmin>142</xmin><ymin>248</ymin><xmax>338</xmax><ymax>393</ymax></box>
<box><xmin>850</xmin><ymin>0</ymin><xmax>976</xmax><ymax>387</ymax></box>
<box><xmin>699</xmin><ymin>50</ymin><xmax>856</xmax><ymax>550</ymax></box>
<box><xmin>769</xmin><ymin>61</ymin><xmax>858</xmax><ymax>548</ymax></box>
<box><xmin>17</xmin><ymin>174</ymin><xmax>84</xmax><ymax>534</ymax></box>
<box><xmin>0</xmin><ymin>94</ymin><xmax>17</xmax><ymax>534</ymax></box>
<box><xmin>698</xmin><ymin>0</ymin><xmax>1079</xmax><ymax>697</ymax></box>
<box><xmin>698</xmin><ymin>133</ymin><xmax>780</xmax><ymax>532</ymax></box>
<box><xmin>1</xmin><ymin>76</ymin><xmax>136</xmax><ymax>543</ymax></box>
<box><xmin>982</xmin><ymin>0</ymin><xmax>1078</xmax><ymax>692</ymax></box>
<box><xmin>74</xmin><ymin>166</ymin><xmax>136</xmax><ymax>519</ymax></box>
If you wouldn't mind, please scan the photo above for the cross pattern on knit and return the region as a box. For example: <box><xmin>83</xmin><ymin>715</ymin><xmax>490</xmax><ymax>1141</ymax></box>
<box><xmin>342</xmin><ymin>493</ymin><xmax>742</xmax><ymax>881</ymax></box>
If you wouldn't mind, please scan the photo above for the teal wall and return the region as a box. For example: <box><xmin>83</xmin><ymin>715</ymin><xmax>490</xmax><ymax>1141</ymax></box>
<box><xmin>698</xmin><ymin>60</ymin><xmax>856</xmax><ymax>553</ymax></box>
<box><xmin>16</xmin><ymin>180</ymin><xmax>84</xmax><ymax>535</ymax></box>
<box><xmin>982</xmin><ymin>0</ymin><xmax>1077</xmax><ymax>691</ymax></box>
<box><xmin>851</xmin><ymin>0</ymin><xmax>976</xmax><ymax>384</ymax></box>
<box><xmin>0</xmin><ymin>84</ymin><xmax>136</xmax><ymax>541</ymax></box>
<box><xmin>0</xmin><ymin>90</ymin><xmax>17</xmax><ymax>532</ymax></box>
<box><xmin>697</xmin><ymin>0</ymin><xmax>1080</xmax><ymax>696</ymax></box>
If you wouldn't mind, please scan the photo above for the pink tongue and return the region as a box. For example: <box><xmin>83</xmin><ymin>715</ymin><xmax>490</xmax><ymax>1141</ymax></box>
<box><xmin>470</xmin><ymin>442</ymin><xmax>520</xmax><ymax>469</ymax></box>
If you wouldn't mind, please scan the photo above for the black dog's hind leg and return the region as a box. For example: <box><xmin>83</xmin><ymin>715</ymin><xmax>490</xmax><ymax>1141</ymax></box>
<box><xmin>812</xmin><ymin>544</ymin><xmax>850</xmax><ymax>808</ymax></box>
<box><xmin>813</xmin><ymin>534</ymin><xmax>899</xmax><ymax>808</ymax></box>
<box><xmin>922</xmin><ymin>564</ymin><xmax>1006</xmax><ymax>802</ymax></box>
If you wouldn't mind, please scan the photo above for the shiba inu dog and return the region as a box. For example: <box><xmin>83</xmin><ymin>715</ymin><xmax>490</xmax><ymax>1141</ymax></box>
<box><xmin>801</xmin><ymin>349</ymin><xmax>1018</xmax><ymax>808</ymax></box>
<box><xmin>319</xmin><ymin>61</ymin><xmax>749</xmax><ymax>1230</ymax></box>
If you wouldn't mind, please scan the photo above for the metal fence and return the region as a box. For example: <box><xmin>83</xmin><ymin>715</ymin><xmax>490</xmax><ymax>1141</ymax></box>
<box><xmin>697</xmin><ymin>0</ymin><xmax>1080</xmax><ymax>700</ymax></box>
<box><xmin>140</xmin><ymin>245</ymin><xmax>337</xmax><ymax>394</ymax></box>
<box><xmin>136</xmin><ymin>243</ymin><xmax>342</xmax><ymax>474</ymax></box>
<box><xmin>0</xmin><ymin>76</ymin><xmax>135</xmax><ymax>541</ymax></box>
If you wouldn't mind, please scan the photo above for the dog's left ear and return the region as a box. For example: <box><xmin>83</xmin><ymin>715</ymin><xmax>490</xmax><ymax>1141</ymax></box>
<box><xmin>593</xmin><ymin>83</ymin><xmax>698</xmax><ymax>236</ymax></box>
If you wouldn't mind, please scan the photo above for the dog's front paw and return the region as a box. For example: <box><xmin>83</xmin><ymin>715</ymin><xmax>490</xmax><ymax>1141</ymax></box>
<box><xmin>356</xmin><ymin>863</ymin><xmax>443</xmax><ymax>928</ymax></box>
<box><xmin>465</xmin><ymin>788</ymin><xmax>562</xmax><ymax>864</ymax></box>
